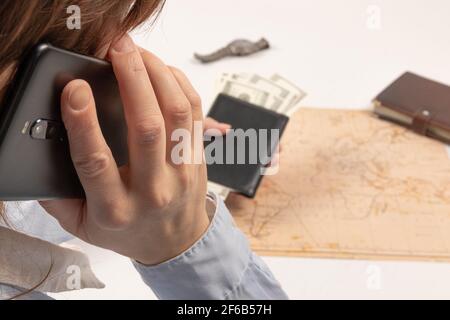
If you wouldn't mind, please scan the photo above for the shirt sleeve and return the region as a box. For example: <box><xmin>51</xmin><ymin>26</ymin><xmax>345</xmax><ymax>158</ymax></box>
<box><xmin>133</xmin><ymin>193</ymin><xmax>288</xmax><ymax>300</ymax></box>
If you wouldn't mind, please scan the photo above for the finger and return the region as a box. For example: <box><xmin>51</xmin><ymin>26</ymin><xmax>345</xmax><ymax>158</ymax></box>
<box><xmin>61</xmin><ymin>80</ymin><xmax>126</xmax><ymax>226</ymax></box>
<box><xmin>203</xmin><ymin>117</ymin><xmax>231</xmax><ymax>135</ymax></box>
<box><xmin>138</xmin><ymin>49</ymin><xmax>193</xmax><ymax>153</ymax></box>
<box><xmin>166</xmin><ymin>65</ymin><xmax>211</xmax><ymax>166</ymax></box>
<box><xmin>168</xmin><ymin>66</ymin><xmax>203</xmax><ymax>123</ymax></box>
<box><xmin>109</xmin><ymin>35</ymin><xmax>167</xmax><ymax>186</ymax></box>
<box><xmin>168</xmin><ymin>65</ymin><xmax>206</xmax><ymax>164</ymax></box>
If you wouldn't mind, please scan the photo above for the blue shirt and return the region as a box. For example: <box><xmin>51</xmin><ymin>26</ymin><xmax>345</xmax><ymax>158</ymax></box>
<box><xmin>134</xmin><ymin>193</ymin><xmax>288</xmax><ymax>299</ymax></box>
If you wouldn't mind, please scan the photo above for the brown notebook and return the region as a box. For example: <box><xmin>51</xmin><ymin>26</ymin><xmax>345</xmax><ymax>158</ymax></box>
<box><xmin>373</xmin><ymin>72</ymin><xmax>450</xmax><ymax>143</ymax></box>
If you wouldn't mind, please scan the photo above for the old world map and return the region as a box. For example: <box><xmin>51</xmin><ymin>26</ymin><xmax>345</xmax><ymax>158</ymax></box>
<box><xmin>226</xmin><ymin>109</ymin><xmax>450</xmax><ymax>262</ymax></box>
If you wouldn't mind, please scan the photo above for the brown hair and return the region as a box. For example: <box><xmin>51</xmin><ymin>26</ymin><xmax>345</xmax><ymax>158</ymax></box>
<box><xmin>0</xmin><ymin>0</ymin><xmax>165</xmax><ymax>93</ymax></box>
<box><xmin>0</xmin><ymin>0</ymin><xmax>165</xmax><ymax>298</ymax></box>
<box><xmin>0</xmin><ymin>0</ymin><xmax>164</xmax><ymax>72</ymax></box>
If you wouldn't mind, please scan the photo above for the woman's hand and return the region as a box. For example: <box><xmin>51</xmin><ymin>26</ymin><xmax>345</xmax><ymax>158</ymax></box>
<box><xmin>40</xmin><ymin>35</ymin><xmax>211</xmax><ymax>265</ymax></box>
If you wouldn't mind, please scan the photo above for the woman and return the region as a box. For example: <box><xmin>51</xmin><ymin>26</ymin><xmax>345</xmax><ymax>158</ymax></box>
<box><xmin>0</xmin><ymin>0</ymin><xmax>287</xmax><ymax>299</ymax></box>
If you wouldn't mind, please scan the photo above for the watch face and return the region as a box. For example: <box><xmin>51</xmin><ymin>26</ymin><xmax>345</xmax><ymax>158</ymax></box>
<box><xmin>229</xmin><ymin>40</ymin><xmax>254</xmax><ymax>55</ymax></box>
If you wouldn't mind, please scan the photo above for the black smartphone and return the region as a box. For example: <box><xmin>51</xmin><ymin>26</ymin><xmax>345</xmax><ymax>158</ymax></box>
<box><xmin>0</xmin><ymin>43</ymin><xmax>128</xmax><ymax>201</ymax></box>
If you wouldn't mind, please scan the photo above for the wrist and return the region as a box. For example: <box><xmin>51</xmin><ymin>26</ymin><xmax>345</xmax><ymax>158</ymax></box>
<box><xmin>136</xmin><ymin>201</ymin><xmax>210</xmax><ymax>266</ymax></box>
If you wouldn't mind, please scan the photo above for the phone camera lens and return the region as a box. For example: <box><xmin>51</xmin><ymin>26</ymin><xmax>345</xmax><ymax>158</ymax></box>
<box><xmin>30</xmin><ymin>120</ymin><xmax>48</xmax><ymax>140</ymax></box>
<box><xmin>34</xmin><ymin>124</ymin><xmax>44</xmax><ymax>134</ymax></box>
<box><xmin>30</xmin><ymin>119</ymin><xmax>63</xmax><ymax>141</ymax></box>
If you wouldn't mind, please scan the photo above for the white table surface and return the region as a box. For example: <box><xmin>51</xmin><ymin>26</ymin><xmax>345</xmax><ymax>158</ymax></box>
<box><xmin>52</xmin><ymin>0</ymin><xmax>450</xmax><ymax>300</ymax></box>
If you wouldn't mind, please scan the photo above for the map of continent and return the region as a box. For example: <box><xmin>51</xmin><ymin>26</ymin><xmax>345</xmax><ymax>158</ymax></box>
<box><xmin>226</xmin><ymin>109</ymin><xmax>450</xmax><ymax>261</ymax></box>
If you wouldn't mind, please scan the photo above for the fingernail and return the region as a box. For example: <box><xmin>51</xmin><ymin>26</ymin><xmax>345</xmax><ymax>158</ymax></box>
<box><xmin>112</xmin><ymin>35</ymin><xmax>135</xmax><ymax>53</ymax></box>
<box><xmin>68</xmin><ymin>83</ymin><xmax>91</xmax><ymax>111</ymax></box>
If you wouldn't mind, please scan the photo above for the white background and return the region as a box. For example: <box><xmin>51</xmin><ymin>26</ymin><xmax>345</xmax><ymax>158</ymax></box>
<box><xmin>53</xmin><ymin>0</ymin><xmax>450</xmax><ymax>300</ymax></box>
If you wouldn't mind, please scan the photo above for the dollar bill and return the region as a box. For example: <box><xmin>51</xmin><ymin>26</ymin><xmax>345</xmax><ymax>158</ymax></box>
<box><xmin>225</xmin><ymin>73</ymin><xmax>292</xmax><ymax>112</ymax></box>
<box><xmin>270</xmin><ymin>74</ymin><xmax>307</xmax><ymax>116</ymax></box>
<box><xmin>216</xmin><ymin>72</ymin><xmax>306</xmax><ymax>116</ymax></box>
<box><xmin>216</xmin><ymin>78</ymin><xmax>272</xmax><ymax>107</ymax></box>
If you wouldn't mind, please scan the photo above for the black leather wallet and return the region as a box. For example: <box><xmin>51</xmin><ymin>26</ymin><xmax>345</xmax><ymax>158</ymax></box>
<box><xmin>205</xmin><ymin>94</ymin><xmax>289</xmax><ymax>197</ymax></box>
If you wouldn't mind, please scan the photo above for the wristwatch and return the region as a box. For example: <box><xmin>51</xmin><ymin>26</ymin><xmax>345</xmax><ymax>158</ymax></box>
<box><xmin>194</xmin><ymin>38</ymin><xmax>270</xmax><ymax>63</ymax></box>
